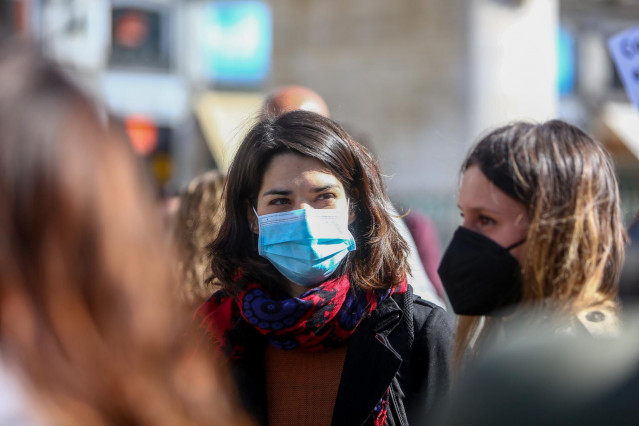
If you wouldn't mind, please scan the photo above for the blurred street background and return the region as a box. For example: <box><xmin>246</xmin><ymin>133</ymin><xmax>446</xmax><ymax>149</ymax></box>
<box><xmin>4</xmin><ymin>0</ymin><xmax>639</xmax><ymax>246</ymax></box>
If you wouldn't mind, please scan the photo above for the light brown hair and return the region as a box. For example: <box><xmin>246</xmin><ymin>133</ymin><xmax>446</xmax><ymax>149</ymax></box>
<box><xmin>172</xmin><ymin>170</ymin><xmax>226</xmax><ymax>304</ymax></box>
<box><xmin>453</xmin><ymin>120</ymin><xmax>625</xmax><ymax>370</ymax></box>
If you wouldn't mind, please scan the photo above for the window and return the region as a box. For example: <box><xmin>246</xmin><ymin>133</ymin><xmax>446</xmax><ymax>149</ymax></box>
<box><xmin>109</xmin><ymin>7</ymin><xmax>171</xmax><ymax>70</ymax></box>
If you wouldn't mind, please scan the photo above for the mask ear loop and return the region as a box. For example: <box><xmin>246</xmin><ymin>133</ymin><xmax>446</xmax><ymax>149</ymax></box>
<box><xmin>251</xmin><ymin>207</ymin><xmax>260</xmax><ymax>234</ymax></box>
<box><xmin>506</xmin><ymin>238</ymin><xmax>526</xmax><ymax>251</ymax></box>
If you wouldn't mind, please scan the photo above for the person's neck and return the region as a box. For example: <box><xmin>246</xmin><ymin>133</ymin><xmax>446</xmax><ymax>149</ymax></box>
<box><xmin>286</xmin><ymin>280</ymin><xmax>310</xmax><ymax>298</ymax></box>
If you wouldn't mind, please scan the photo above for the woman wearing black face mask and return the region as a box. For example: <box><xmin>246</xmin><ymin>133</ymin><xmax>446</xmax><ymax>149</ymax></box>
<box><xmin>437</xmin><ymin>120</ymin><xmax>625</xmax><ymax>372</ymax></box>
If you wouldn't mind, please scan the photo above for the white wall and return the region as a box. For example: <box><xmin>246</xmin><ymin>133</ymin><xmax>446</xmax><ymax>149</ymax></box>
<box><xmin>469</xmin><ymin>0</ymin><xmax>559</xmax><ymax>137</ymax></box>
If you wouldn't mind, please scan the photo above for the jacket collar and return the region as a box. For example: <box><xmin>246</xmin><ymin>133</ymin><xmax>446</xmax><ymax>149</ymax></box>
<box><xmin>331</xmin><ymin>291</ymin><xmax>410</xmax><ymax>426</ymax></box>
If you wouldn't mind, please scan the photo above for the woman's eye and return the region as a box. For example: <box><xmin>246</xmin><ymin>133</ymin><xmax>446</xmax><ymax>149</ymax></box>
<box><xmin>269</xmin><ymin>198</ymin><xmax>290</xmax><ymax>205</ymax></box>
<box><xmin>478</xmin><ymin>215</ymin><xmax>496</xmax><ymax>226</ymax></box>
<box><xmin>317</xmin><ymin>193</ymin><xmax>336</xmax><ymax>201</ymax></box>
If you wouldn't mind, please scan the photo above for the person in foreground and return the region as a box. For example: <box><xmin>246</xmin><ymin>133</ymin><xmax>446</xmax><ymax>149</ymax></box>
<box><xmin>197</xmin><ymin>110</ymin><xmax>453</xmax><ymax>426</ymax></box>
<box><xmin>0</xmin><ymin>43</ymin><xmax>250</xmax><ymax>425</ymax></box>
<box><xmin>437</xmin><ymin>120</ymin><xmax>625</xmax><ymax>373</ymax></box>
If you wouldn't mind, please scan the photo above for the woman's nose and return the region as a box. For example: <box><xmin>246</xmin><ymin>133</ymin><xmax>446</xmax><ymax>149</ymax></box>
<box><xmin>296</xmin><ymin>202</ymin><xmax>313</xmax><ymax>210</ymax></box>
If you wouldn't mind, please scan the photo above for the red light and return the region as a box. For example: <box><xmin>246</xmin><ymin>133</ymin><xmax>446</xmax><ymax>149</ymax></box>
<box><xmin>114</xmin><ymin>11</ymin><xmax>149</xmax><ymax>48</ymax></box>
<box><xmin>125</xmin><ymin>116</ymin><xmax>158</xmax><ymax>155</ymax></box>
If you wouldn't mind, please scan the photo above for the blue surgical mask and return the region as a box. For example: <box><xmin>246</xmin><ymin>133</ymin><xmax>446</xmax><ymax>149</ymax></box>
<box><xmin>255</xmin><ymin>207</ymin><xmax>356</xmax><ymax>287</ymax></box>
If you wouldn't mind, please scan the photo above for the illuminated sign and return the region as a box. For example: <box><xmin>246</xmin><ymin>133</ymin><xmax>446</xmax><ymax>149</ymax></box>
<box><xmin>558</xmin><ymin>26</ymin><xmax>575</xmax><ymax>96</ymax></box>
<box><xmin>200</xmin><ymin>1</ymin><xmax>272</xmax><ymax>87</ymax></box>
<box><xmin>125</xmin><ymin>115</ymin><xmax>158</xmax><ymax>156</ymax></box>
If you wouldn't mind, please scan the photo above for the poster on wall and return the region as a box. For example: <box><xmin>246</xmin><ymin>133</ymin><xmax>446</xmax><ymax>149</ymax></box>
<box><xmin>609</xmin><ymin>25</ymin><xmax>639</xmax><ymax>111</ymax></box>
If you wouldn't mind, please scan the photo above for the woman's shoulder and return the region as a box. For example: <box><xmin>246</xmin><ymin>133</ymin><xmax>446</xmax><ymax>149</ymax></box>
<box><xmin>383</xmin><ymin>288</ymin><xmax>454</xmax><ymax>347</ymax></box>
<box><xmin>411</xmin><ymin>292</ymin><xmax>452</xmax><ymax>320</ymax></box>
<box><xmin>405</xmin><ymin>292</ymin><xmax>455</xmax><ymax>343</ymax></box>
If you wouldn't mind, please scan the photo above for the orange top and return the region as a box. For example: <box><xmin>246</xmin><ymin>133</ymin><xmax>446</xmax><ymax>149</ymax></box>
<box><xmin>265</xmin><ymin>344</ymin><xmax>348</xmax><ymax>426</ymax></box>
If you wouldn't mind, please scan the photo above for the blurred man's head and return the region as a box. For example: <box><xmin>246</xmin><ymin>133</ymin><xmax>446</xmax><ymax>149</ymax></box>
<box><xmin>263</xmin><ymin>85</ymin><xmax>330</xmax><ymax>118</ymax></box>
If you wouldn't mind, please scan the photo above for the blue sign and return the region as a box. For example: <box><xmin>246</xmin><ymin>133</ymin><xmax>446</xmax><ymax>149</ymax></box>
<box><xmin>609</xmin><ymin>25</ymin><xmax>639</xmax><ymax>110</ymax></box>
<box><xmin>557</xmin><ymin>26</ymin><xmax>575</xmax><ymax>96</ymax></box>
<box><xmin>200</xmin><ymin>1</ymin><xmax>272</xmax><ymax>87</ymax></box>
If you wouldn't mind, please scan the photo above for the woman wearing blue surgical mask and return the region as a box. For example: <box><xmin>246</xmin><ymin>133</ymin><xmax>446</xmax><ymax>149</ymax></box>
<box><xmin>197</xmin><ymin>110</ymin><xmax>453</xmax><ymax>426</ymax></box>
<box><xmin>437</xmin><ymin>120</ymin><xmax>625</xmax><ymax>374</ymax></box>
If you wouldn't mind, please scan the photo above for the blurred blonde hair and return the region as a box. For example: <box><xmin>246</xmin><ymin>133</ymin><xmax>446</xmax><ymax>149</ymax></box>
<box><xmin>172</xmin><ymin>170</ymin><xmax>226</xmax><ymax>304</ymax></box>
<box><xmin>0</xmin><ymin>42</ymin><xmax>251</xmax><ymax>426</ymax></box>
<box><xmin>453</xmin><ymin>120</ymin><xmax>625</xmax><ymax>371</ymax></box>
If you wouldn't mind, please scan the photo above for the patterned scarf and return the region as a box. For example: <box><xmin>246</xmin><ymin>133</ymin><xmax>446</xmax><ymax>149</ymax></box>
<box><xmin>196</xmin><ymin>274</ymin><xmax>407</xmax><ymax>425</ymax></box>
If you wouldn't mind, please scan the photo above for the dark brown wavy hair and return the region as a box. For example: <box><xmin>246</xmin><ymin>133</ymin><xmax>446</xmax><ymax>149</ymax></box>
<box><xmin>0</xmin><ymin>42</ymin><xmax>251</xmax><ymax>426</ymax></box>
<box><xmin>210</xmin><ymin>110</ymin><xmax>409</xmax><ymax>295</ymax></box>
<box><xmin>453</xmin><ymin>120</ymin><xmax>626</xmax><ymax>370</ymax></box>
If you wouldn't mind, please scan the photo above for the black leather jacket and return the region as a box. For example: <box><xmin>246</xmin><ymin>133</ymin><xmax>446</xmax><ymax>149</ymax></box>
<box><xmin>229</xmin><ymin>285</ymin><xmax>454</xmax><ymax>425</ymax></box>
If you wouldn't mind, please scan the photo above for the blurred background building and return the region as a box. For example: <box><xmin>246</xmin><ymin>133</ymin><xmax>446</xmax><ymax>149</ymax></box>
<box><xmin>3</xmin><ymin>0</ymin><xmax>639</xmax><ymax>245</ymax></box>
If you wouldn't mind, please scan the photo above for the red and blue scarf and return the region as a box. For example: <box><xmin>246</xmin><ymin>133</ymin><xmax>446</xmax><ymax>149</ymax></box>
<box><xmin>196</xmin><ymin>274</ymin><xmax>408</xmax><ymax>425</ymax></box>
<box><xmin>196</xmin><ymin>274</ymin><xmax>407</xmax><ymax>356</ymax></box>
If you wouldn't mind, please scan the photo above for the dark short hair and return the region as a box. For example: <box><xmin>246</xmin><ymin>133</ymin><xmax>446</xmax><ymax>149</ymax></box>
<box><xmin>210</xmin><ymin>110</ymin><xmax>409</xmax><ymax>294</ymax></box>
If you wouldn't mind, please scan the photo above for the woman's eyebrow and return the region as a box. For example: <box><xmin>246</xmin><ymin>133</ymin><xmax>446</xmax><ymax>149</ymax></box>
<box><xmin>311</xmin><ymin>184</ymin><xmax>339</xmax><ymax>193</ymax></box>
<box><xmin>458</xmin><ymin>204</ymin><xmax>502</xmax><ymax>216</ymax></box>
<box><xmin>262</xmin><ymin>189</ymin><xmax>292</xmax><ymax>196</ymax></box>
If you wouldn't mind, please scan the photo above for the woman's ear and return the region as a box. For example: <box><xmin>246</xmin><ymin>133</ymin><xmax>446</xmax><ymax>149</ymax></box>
<box><xmin>348</xmin><ymin>207</ymin><xmax>356</xmax><ymax>225</ymax></box>
<box><xmin>348</xmin><ymin>190</ymin><xmax>359</xmax><ymax>225</ymax></box>
<box><xmin>247</xmin><ymin>205</ymin><xmax>259</xmax><ymax>234</ymax></box>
